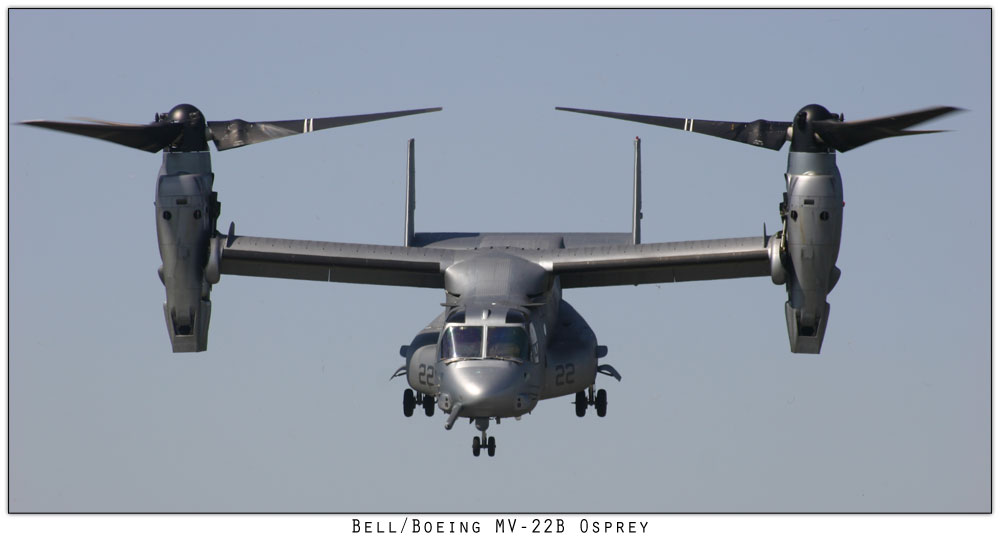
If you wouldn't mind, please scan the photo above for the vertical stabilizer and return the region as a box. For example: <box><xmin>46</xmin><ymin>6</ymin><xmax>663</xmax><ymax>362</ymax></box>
<box><xmin>632</xmin><ymin>137</ymin><xmax>642</xmax><ymax>245</ymax></box>
<box><xmin>405</xmin><ymin>138</ymin><xmax>415</xmax><ymax>247</ymax></box>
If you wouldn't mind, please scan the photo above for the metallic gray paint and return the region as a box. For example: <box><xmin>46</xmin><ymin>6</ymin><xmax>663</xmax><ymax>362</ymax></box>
<box><xmin>781</xmin><ymin>152</ymin><xmax>844</xmax><ymax>353</ymax></box>
<box><xmin>155</xmin><ymin>151</ymin><xmax>215</xmax><ymax>352</ymax></box>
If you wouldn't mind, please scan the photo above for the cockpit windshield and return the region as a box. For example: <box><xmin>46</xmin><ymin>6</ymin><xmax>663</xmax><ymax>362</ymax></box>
<box><xmin>440</xmin><ymin>325</ymin><xmax>530</xmax><ymax>362</ymax></box>
<box><xmin>486</xmin><ymin>326</ymin><xmax>530</xmax><ymax>361</ymax></box>
<box><xmin>440</xmin><ymin>325</ymin><xmax>483</xmax><ymax>360</ymax></box>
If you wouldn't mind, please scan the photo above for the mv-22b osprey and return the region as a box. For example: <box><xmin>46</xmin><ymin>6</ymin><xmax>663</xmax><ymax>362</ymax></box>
<box><xmin>23</xmin><ymin>102</ymin><xmax>957</xmax><ymax>456</ymax></box>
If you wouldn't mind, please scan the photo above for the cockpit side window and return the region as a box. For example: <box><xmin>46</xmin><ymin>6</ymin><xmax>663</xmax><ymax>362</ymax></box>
<box><xmin>529</xmin><ymin>322</ymin><xmax>539</xmax><ymax>364</ymax></box>
<box><xmin>440</xmin><ymin>326</ymin><xmax>483</xmax><ymax>360</ymax></box>
<box><xmin>486</xmin><ymin>326</ymin><xmax>530</xmax><ymax>361</ymax></box>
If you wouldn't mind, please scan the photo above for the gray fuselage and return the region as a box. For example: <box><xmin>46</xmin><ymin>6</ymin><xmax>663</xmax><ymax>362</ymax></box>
<box><xmin>403</xmin><ymin>250</ymin><xmax>598</xmax><ymax>422</ymax></box>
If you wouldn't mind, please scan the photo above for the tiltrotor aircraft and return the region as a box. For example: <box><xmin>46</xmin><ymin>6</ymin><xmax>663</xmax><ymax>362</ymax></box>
<box><xmin>22</xmin><ymin>102</ymin><xmax>957</xmax><ymax>456</ymax></box>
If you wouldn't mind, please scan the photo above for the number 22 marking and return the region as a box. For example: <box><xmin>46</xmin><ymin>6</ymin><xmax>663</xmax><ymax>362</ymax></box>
<box><xmin>555</xmin><ymin>364</ymin><xmax>575</xmax><ymax>386</ymax></box>
<box><xmin>418</xmin><ymin>364</ymin><xmax>435</xmax><ymax>386</ymax></box>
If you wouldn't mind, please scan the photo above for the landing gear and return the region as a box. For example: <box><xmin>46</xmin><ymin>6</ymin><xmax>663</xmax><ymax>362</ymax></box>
<box><xmin>403</xmin><ymin>389</ymin><xmax>416</xmax><ymax>417</ymax></box>
<box><xmin>574</xmin><ymin>386</ymin><xmax>609</xmax><ymax>418</ymax></box>
<box><xmin>472</xmin><ymin>434</ymin><xmax>497</xmax><ymax>457</ymax></box>
<box><xmin>595</xmin><ymin>388</ymin><xmax>608</xmax><ymax>417</ymax></box>
<box><xmin>471</xmin><ymin>418</ymin><xmax>497</xmax><ymax>457</ymax></box>
<box><xmin>403</xmin><ymin>389</ymin><xmax>436</xmax><ymax>418</ymax></box>
<box><xmin>575</xmin><ymin>391</ymin><xmax>587</xmax><ymax>417</ymax></box>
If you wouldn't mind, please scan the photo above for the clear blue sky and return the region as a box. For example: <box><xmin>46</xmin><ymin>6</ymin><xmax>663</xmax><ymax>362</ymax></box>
<box><xmin>8</xmin><ymin>7</ymin><xmax>990</xmax><ymax>518</ymax></box>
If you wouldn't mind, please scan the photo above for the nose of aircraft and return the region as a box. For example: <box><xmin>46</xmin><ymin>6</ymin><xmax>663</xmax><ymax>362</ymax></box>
<box><xmin>442</xmin><ymin>360</ymin><xmax>524</xmax><ymax>416</ymax></box>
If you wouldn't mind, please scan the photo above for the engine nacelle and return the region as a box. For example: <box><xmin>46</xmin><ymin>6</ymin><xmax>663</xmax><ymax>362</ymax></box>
<box><xmin>155</xmin><ymin>151</ymin><xmax>216</xmax><ymax>352</ymax></box>
<box><xmin>779</xmin><ymin>151</ymin><xmax>844</xmax><ymax>354</ymax></box>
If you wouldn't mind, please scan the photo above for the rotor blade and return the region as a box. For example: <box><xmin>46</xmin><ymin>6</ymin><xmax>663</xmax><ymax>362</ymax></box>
<box><xmin>556</xmin><ymin>107</ymin><xmax>791</xmax><ymax>150</ymax></box>
<box><xmin>812</xmin><ymin>106</ymin><xmax>961</xmax><ymax>152</ymax></box>
<box><xmin>20</xmin><ymin>120</ymin><xmax>183</xmax><ymax>153</ymax></box>
<box><xmin>207</xmin><ymin>107</ymin><xmax>443</xmax><ymax>151</ymax></box>
<box><xmin>70</xmin><ymin>117</ymin><xmax>148</xmax><ymax>126</ymax></box>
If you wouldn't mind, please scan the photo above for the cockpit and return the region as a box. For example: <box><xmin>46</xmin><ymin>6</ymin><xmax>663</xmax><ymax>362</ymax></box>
<box><xmin>440</xmin><ymin>324</ymin><xmax>530</xmax><ymax>362</ymax></box>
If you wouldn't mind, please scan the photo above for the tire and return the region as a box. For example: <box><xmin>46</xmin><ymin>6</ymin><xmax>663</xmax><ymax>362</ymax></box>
<box><xmin>575</xmin><ymin>391</ymin><xmax>587</xmax><ymax>417</ymax></box>
<box><xmin>403</xmin><ymin>389</ymin><xmax>416</xmax><ymax>417</ymax></box>
<box><xmin>595</xmin><ymin>389</ymin><xmax>608</xmax><ymax>417</ymax></box>
<box><xmin>487</xmin><ymin>436</ymin><xmax>496</xmax><ymax>457</ymax></box>
<box><xmin>423</xmin><ymin>394</ymin><xmax>435</xmax><ymax>417</ymax></box>
<box><xmin>472</xmin><ymin>436</ymin><xmax>481</xmax><ymax>457</ymax></box>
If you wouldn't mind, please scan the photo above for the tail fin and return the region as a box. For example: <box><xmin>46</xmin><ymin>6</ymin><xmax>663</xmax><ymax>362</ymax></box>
<box><xmin>632</xmin><ymin>137</ymin><xmax>642</xmax><ymax>245</ymax></box>
<box><xmin>405</xmin><ymin>138</ymin><xmax>415</xmax><ymax>247</ymax></box>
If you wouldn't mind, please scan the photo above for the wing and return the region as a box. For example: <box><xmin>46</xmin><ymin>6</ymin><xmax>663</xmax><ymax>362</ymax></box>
<box><xmin>220</xmin><ymin>235</ymin><xmax>769</xmax><ymax>289</ymax></box>
<box><xmin>220</xmin><ymin>235</ymin><xmax>455</xmax><ymax>288</ymax></box>
<box><xmin>532</xmin><ymin>237</ymin><xmax>770</xmax><ymax>288</ymax></box>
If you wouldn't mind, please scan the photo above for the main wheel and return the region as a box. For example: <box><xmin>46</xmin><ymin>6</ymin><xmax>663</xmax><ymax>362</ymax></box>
<box><xmin>472</xmin><ymin>436</ymin><xmax>481</xmax><ymax>457</ymax></box>
<box><xmin>403</xmin><ymin>389</ymin><xmax>416</xmax><ymax>417</ymax></box>
<box><xmin>423</xmin><ymin>394</ymin><xmax>435</xmax><ymax>417</ymax></box>
<box><xmin>487</xmin><ymin>436</ymin><xmax>496</xmax><ymax>457</ymax></box>
<box><xmin>595</xmin><ymin>389</ymin><xmax>608</xmax><ymax>417</ymax></box>
<box><xmin>575</xmin><ymin>391</ymin><xmax>587</xmax><ymax>417</ymax></box>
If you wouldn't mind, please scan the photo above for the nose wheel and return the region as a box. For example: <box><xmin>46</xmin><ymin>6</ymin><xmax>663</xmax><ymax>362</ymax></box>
<box><xmin>471</xmin><ymin>418</ymin><xmax>497</xmax><ymax>457</ymax></box>
<box><xmin>472</xmin><ymin>435</ymin><xmax>496</xmax><ymax>457</ymax></box>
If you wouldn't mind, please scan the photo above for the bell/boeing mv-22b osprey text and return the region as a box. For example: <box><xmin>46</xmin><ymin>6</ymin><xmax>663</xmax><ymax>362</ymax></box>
<box><xmin>23</xmin><ymin>102</ymin><xmax>958</xmax><ymax>456</ymax></box>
